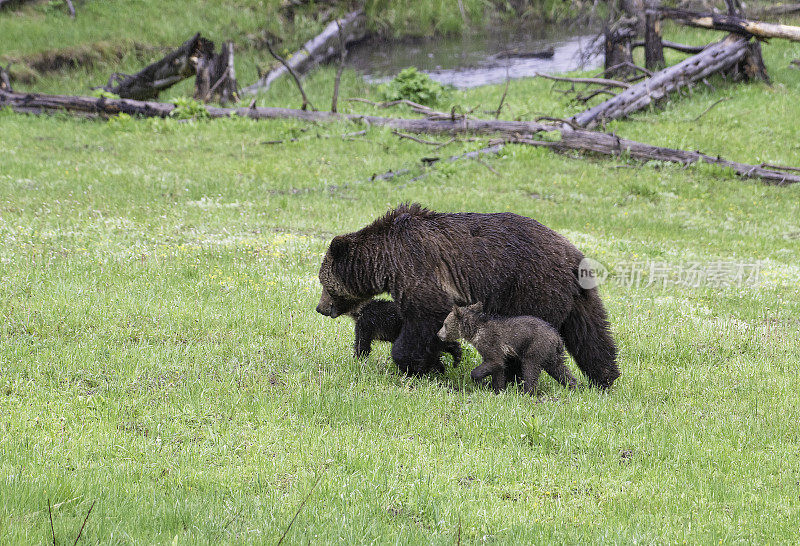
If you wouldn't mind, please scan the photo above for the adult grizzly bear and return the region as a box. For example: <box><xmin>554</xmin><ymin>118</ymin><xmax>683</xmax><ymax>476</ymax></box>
<box><xmin>316</xmin><ymin>203</ymin><xmax>619</xmax><ymax>389</ymax></box>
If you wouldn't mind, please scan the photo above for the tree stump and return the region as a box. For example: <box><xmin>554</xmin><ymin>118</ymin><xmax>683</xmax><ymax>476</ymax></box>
<box><xmin>644</xmin><ymin>10</ymin><xmax>666</xmax><ymax>70</ymax></box>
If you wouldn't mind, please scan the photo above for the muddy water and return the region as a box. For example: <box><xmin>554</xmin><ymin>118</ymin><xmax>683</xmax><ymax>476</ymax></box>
<box><xmin>346</xmin><ymin>26</ymin><xmax>602</xmax><ymax>88</ymax></box>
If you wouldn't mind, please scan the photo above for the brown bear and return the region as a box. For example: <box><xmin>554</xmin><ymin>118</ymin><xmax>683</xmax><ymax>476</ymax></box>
<box><xmin>316</xmin><ymin>203</ymin><xmax>619</xmax><ymax>389</ymax></box>
<box><xmin>347</xmin><ymin>299</ymin><xmax>462</xmax><ymax>367</ymax></box>
<box><xmin>438</xmin><ymin>302</ymin><xmax>577</xmax><ymax>394</ymax></box>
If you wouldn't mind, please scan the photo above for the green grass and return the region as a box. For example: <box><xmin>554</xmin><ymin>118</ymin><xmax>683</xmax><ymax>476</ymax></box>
<box><xmin>3</xmin><ymin>6</ymin><xmax>800</xmax><ymax>544</ymax></box>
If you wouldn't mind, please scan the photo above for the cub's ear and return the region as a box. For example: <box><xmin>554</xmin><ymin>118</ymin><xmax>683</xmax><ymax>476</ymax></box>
<box><xmin>328</xmin><ymin>235</ymin><xmax>350</xmax><ymax>260</ymax></box>
<box><xmin>451</xmin><ymin>305</ymin><xmax>459</xmax><ymax>317</ymax></box>
<box><xmin>469</xmin><ymin>302</ymin><xmax>484</xmax><ymax>313</ymax></box>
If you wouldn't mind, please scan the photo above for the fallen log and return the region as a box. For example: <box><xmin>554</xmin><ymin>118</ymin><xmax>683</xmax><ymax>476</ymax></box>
<box><xmin>103</xmin><ymin>34</ymin><xmax>213</xmax><ymax>100</ymax></box>
<box><xmin>241</xmin><ymin>10</ymin><xmax>366</xmax><ymax>96</ymax></box>
<box><xmin>572</xmin><ymin>35</ymin><xmax>750</xmax><ymax>128</ymax></box>
<box><xmin>490</xmin><ymin>47</ymin><xmax>555</xmax><ymax>60</ymax></box>
<box><xmin>512</xmin><ymin>131</ymin><xmax>800</xmax><ymax>185</ymax></box>
<box><xmin>0</xmin><ymin>89</ymin><xmax>555</xmax><ymax>135</ymax></box>
<box><xmin>2</xmin><ymin>89</ymin><xmax>798</xmax><ymax>185</ymax></box>
<box><xmin>660</xmin><ymin>7</ymin><xmax>800</xmax><ymax>42</ymax></box>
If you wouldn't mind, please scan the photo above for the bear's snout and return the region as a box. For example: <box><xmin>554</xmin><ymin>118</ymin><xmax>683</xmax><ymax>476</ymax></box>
<box><xmin>437</xmin><ymin>327</ymin><xmax>447</xmax><ymax>340</ymax></box>
<box><xmin>315</xmin><ymin>303</ymin><xmax>340</xmax><ymax>318</ymax></box>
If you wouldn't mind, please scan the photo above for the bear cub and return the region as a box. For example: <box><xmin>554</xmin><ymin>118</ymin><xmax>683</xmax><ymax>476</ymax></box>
<box><xmin>438</xmin><ymin>303</ymin><xmax>577</xmax><ymax>394</ymax></box>
<box><xmin>349</xmin><ymin>299</ymin><xmax>462</xmax><ymax>368</ymax></box>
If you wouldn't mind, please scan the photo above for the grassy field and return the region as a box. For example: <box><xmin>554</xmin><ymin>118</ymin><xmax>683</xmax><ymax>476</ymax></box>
<box><xmin>3</xmin><ymin>2</ymin><xmax>800</xmax><ymax>544</ymax></box>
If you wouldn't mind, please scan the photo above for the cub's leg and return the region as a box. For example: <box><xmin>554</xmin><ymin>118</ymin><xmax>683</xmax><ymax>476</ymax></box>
<box><xmin>541</xmin><ymin>350</ymin><xmax>578</xmax><ymax>390</ymax></box>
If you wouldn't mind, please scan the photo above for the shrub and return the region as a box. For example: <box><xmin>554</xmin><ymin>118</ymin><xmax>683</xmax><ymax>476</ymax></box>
<box><xmin>378</xmin><ymin>67</ymin><xmax>447</xmax><ymax>106</ymax></box>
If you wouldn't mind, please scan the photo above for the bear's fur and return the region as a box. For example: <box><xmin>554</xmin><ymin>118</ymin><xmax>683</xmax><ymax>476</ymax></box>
<box><xmin>316</xmin><ymin>203</ymin><xmax>619</xmax><ymax>389</ymax></box>
<box><xmin>347</xmin><ymin>299</ymin><xmax>462</xmax><ymax>367</ymax></box>
<box><xmin>438</xmin><ymin>302</ymin><xmax>577</xmax><ymax>394</ymax></box>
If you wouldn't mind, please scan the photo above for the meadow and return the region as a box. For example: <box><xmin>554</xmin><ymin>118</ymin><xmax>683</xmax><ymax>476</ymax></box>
<box><xmin>2</xmin><ymin>3</ymin><xmax>800</xmax><ymax>544</ymax></box>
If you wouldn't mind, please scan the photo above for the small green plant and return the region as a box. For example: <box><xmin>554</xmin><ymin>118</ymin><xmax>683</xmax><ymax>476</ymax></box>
<box><xmin>169</xmin><ymin>97</ymin><xmax>209</xmax><ymax>120</ymax></box>
<box><xmin>91</xmin><ymin>89</ymin><xmax>121</xmax><ymax>100</ymax></box>
<box><xmin>107</xmin><ymin>112</ymin><xmax>133</xmax><ymax>127</ymax></box>
<box><xmin>378</xmin><ymin>67</ymin><xmax>447</xmax><ymax>106</ymax></box>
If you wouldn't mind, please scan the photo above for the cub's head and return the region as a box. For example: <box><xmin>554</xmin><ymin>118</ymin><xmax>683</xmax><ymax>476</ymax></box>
<box><xmin>316</xmin><ymin>235</ymin><xmax>368</xmax><ymax>319</ymax></box>
<box><xmin>438</xmin><ymin>306</ymin><xmax>463</xmax><ymax>341</ymax></box>
<box><xmin>437</xmin><ymin>302</ymin><xmax>484</xmax><ymax>341</ymax></box>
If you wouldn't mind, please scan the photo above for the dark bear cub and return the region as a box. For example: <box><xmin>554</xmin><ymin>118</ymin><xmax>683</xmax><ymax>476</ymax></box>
<box><xmin>348</xmin><ymin>299</ymin><xmax>462</xmax><ymax>367</ymax></box>
<box><xmin>438</xmin><ymin>303</ymin><xmax>577</xmax><ymax>394</ymax></box>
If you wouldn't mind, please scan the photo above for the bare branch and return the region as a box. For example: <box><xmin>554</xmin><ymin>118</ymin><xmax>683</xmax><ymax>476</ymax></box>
<box><xmin>265</xmin><ymin>40</ymin><xmax>316</xmax><ymax>111</ymax></box>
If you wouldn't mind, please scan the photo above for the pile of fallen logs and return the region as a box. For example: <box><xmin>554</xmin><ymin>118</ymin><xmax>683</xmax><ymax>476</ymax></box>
<box><xmin>536</xmin><ymin>1</ymin><xmax>800</xmax><ymax>129</ymax></box>
<box><xmin>2</xmin><ymin>3</ymin><xmax>800</xmax><ymax>186</ymax></box>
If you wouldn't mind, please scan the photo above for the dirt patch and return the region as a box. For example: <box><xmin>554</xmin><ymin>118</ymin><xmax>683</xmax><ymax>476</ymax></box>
<box><xmin>2</xmin><ymin>40</ymin><xmax>158</xmax><ymax>83</ymax></box>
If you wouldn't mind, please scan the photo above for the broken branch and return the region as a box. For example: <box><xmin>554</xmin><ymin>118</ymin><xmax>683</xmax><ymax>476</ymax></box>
<box><xmin>265</xmin><ymin>40</ymin><xmax>316</xmax><ymax>111</ymax></box>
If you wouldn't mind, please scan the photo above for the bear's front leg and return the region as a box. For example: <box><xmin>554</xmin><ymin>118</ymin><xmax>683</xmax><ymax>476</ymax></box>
<box><xmin>470</xmin><ymin>359</ymin><xmax>506</xmax><ymax>393</ymax></box>
<box><xmin>391</xmin><ymin>320</ymin><xmax>445</xmax><ymax>375</ymax></box>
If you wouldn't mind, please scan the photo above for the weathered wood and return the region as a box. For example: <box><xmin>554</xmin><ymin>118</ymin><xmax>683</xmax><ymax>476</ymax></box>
<box><xmin>0</xmin><ymin>65</ymin><xmax>11</xmax><ymax>92</ymax></box>
<box><xmin>644</xmin><ymin>9</ymin><xmax>666</xmax><ymax>70</ymax></box>
<box><xmin>194</xmin><ymin>41</ymin><xmax>238</xmax><ymax>104</ymax></box>
<box><xmin>660</xmin><ymin>7</ymin><xmax>800</xmax><ymax>42</ymax></box>
<box><xmin>3</xmin><ymin>89</ymin><xmax>798</xmax><ymax>185</ymax></box>
<box><xmin>242</xmin><ymin>10</ymin><xmax>366</xmax><ymax>96</ymax></box>
<box><xmin>573</xmin><ymin>35</ymin><xmax>750</xmax><ymax>128</ymax></box>
<box><xmin>604</xmin><ymin>25</ymin><xmax>636</xmax><ymax>77</ymax></box>
<box><xmin>513</xmin><ymin>131</ymin><xmax>800</xmax><ymax>185</ymax></box>
<box><xmin>0</xmin><ymin>89</ymin><xmax>556</xmax><ymax>136</ymax></box>
<box><xmin>103</xmin><ymin>34</ymin><xmax>213</xmax><ymax>100</ymax></box>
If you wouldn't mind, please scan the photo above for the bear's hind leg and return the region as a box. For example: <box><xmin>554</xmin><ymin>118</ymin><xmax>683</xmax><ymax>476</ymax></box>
<box><xmin>541</xmin><ymin>350</ymin><xmax>577</xmax><ymax>390</ymax></box>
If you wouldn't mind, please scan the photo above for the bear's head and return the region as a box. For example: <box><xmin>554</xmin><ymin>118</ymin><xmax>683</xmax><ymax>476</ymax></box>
<box><xmin>316</xmin><ymin>234</ymin><xmax>370</xmax><ymax>319</ymax></box>
<box><xmin>438</xmin><ymin>302</ymin><xmax>483</xmax><ymax>341</ymax></box>
<box><xmin>437</xmin><ymin>306</ymin><xmax>463</xmax><ymax>342</ymax></box>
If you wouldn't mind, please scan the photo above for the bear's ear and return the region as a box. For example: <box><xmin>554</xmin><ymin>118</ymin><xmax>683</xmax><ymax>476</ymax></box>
<box><xmin>328</xmin><ymin>235</ymin><xmax>350</xmax><ymax>260</ymax></box>
<box><xmin>469</xmin><ymin>302</ymin><xmax>484</xmax><ymax>313</ymax></box>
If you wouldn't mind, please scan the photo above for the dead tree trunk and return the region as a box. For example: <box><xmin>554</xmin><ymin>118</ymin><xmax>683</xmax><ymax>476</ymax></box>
<box><xmin>3</xmin><ymin>89</ymin><xmax>798</xmax><ymax>185</ymax></box>
<box><xmin>194</xmin><ymin>41</ymin><xmax>238</xmax><ymax>104</ymax></box>
<box><xmin>644</xmin><ymin>9</ymin><xmax>666</xmax><ymax>70</ymax></box>
<box><xmin>0</xmin><ymin>65</ymin><xmax>11</xmax><ymax>92</ymax></box>
<box><xmin>604</xmin><ymin>25</ymin><xmax>636</xmax><ymax>77</ymax></box>
<box><xmin>659</xmin><ymin>8</ymin><xmax>800</xmax><ymax>42</ymax></box>
<box><xmin>573</xmin><ymin>35</ymin><xmax>751</xmax><ymax>128</ymax></box>
<box><xmin>103</xmin><ymin>34</ymin><xmax>214</xmax><ymax>100</ymax></box>
<box><xmin>241</xmin><ymin>10</ymin><xmax>366</xmax><ymax>96</ymax></box>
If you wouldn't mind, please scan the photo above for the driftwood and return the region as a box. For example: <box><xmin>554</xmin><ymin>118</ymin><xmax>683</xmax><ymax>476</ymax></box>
<box><xmin>103</xmin><ymin>34</ymin><xmax>213</xmax><ymax>100</ymax></box>
<box><xmin>660</xmin><ymin>7</ymin><xmax>800</xmax><ymax>42</ymax></box>
<box><xmin>242</xmin><ymin>10</ymin><xmax>366</xmax><ymax>96</ymax></box>
<box><xmin>194</xmin><ymin>41</ymin><xmax>238</xmax><ymax>104</ymax></box>
<box><xmin>2</xmin><ymin>89</ymin><xmax>798</xmax><ymax>185</ymax></box>
<box><xmin>572</xmin><ymin>35</ymin><xmax>751</xmax><ymax>128</ymax></box>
